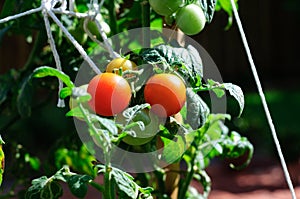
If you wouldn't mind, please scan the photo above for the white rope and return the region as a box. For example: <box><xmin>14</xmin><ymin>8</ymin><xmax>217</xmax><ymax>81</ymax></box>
<box><xmin>229</xmin><ymin>0</ymin><xmax>297</xmax><ymax>198</ymax></box>
<box><xmin>0</xmin><ymin>7</ymin><xmax>42</xmax><ymax>24</ymax></box>
<box><xmin>47</xmin><ymin>10</ymin><xmax>101</xmax><ymax>74</ymax></box>
<box><xmin>42</xmin><ymin>7</ymin><xmax>65</xmax><ymax>107</ymax></box>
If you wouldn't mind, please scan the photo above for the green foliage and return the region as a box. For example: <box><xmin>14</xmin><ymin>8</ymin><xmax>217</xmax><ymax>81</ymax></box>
<box><xmin>198</xmin><ymin>0</ymin><xmax>217</xmax><ymax>23</ymax></box>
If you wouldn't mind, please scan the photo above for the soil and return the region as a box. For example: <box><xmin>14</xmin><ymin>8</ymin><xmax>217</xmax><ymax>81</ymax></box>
<box><xmin>206</xmin><ymin>156</ymin><xmax>300</xmax><ymax>199</ymax></box>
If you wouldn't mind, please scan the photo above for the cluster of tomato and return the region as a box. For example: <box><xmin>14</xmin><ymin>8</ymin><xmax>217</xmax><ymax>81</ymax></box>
<box><xmin>83</xmin><ymin>57</ymin><xmax>186</xmax><ymax>145</ymax></box>
<box><xmin>87</xmin><ymin>57</ymin><xmax>186</xmax><ymax>118</ymax></box>
<box><xmin>149</xmin><ymin>0</ymin><xmax>206</xmax><ymax>35</ymax></box>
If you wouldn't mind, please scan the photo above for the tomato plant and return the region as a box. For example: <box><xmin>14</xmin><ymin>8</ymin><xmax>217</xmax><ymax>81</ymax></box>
<box><xmin>175</xmin><ymin>4</ymin><xmax>206</xmax><ymax>35</ymax></box>
<box><xmin>106</xmin><ymin>57</ymin><xmax>137</xmax><ymax>73</ymax></box>
<box><xmin>0</xmin><ymin>1</ymin><xmax>255</xmax><ymax>199</ymax></box>
<box><xmin>144</xmin><ymin>73</ymin><xmax>186</xmax><ymax>117</ymax></box>
<box><xmin>87</xmin><ymin>73</ymin><xmax>132</xmax><ymax>116</ymax></box>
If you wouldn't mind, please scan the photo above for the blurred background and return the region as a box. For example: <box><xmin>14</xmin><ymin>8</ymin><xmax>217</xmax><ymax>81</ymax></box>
<box><xmin>1</xmin><ymin>0</ymin><xmax>300</xmax><ymax>198</ymax></box>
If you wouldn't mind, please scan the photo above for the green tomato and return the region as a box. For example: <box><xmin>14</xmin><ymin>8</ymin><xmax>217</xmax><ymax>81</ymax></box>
<box><xmin>149</xmin><ymin>0</ymin><xmax>184</xmax><ymax>16</ymax></box>
<box><xmin>116</xmin><ymin>109</ymin><xmax>162</xmax><ymax>146</ymax></box>
<box><xmin>175</xmin><ymin>4</ymin><xmax>206</xmax><ymax>35</ymax></box>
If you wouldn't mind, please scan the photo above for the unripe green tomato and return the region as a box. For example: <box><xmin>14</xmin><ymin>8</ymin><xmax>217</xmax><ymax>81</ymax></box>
<box><xmin>149</xmin><ymin>0</ymin><xmax>184</xmax><ymax>16</ymax></box>
<box><xmin>116</xmin><ymin>109</ymin><xmax>162</xmax><ymax>146</ymax></box>
<box><xmin>175</xmin><ymin>4</ymin><xmax>206</xmax><ymax>35</ymax></box>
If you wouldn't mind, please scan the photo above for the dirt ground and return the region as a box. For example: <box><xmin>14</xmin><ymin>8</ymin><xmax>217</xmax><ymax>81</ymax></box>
<box><xmin>206</xmin><ymin>156</ymin><xmax>300</xmax><ymax>199</ymax></box>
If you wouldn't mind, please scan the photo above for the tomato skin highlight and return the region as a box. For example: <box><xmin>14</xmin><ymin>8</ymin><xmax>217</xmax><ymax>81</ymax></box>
<box><xmin>87</xmin><ymin>73</ymin><xmax>132</xmax><ymax>116</ymax></box>
<box><xmin>144</xmin><ymin>74</ymin><xmax>186</xmax><ymax>117</ymax></box>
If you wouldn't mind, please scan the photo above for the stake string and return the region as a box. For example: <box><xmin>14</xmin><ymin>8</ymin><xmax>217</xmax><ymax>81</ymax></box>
<box><xmin>229</xmin><ymin>0</ymin><xmax>297</xmax><ymax>198</ymax></box>
<box><xmin>42</xmin><ymin>7</ymin><xmax>65</xmax><ymax>107</ymax></box>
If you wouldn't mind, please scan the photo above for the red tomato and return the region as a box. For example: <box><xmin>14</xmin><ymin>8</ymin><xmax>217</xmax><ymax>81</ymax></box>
<box><xmin>144</xmin><ymin>74</ymin><xmax>186</xmax><ymax>117</ymax></box>
<box><xmin>87</xmin><ymin>73</ymin><xmax>132</xmax><ymax>116</ymax></box>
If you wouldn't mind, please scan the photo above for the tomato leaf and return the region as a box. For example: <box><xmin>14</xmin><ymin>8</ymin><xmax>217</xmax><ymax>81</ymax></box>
<box><xmin>161</xmin><ymin>135</ymin><xmax>186</xmax><ymax>164</ymax></box>
<box><xmin>32</xmin><ymin>66</ymin><xmax>74</xmax><ymax>88</ymax></box>
<box><xmin>215</xmin><ymin>0</ymin><xmax>239</xmax><ymax>29</ymax></box>
<box><xmin>140</xmin><ymin>44</ymin><xmax>203</xmax><ymax>87</ymax></box>
<box><xmin>186</xmin><ymin>88</ymin><xmax>210</xmax><ymax>129</ymax></box>
<box><xmin>187</xmin><ymin>170</ymin><xmax>211</xmax><ymax>199</ymax></box>
<box><xmin>220</xmin><ymin>131</ymin><xmax>253</xmax><ymax>169</ymax></box>
<box><xmin>25</xmin><ymin>176</ymin><xmax>63</xmax><ymax>199</ymax></box>
<box><xmin>67</xmin><ymin>174</ymin><xmax>93</xmax><ymax>198</ymax></box>
<box><xmin>59</xmin><ymin>87</ymin><xmax>72</xmax><ymax>99</ymax></box>
<box><xmin>91</xmin><ymin>115</ymin><xmax>119</xmax><ymax>136</ymax></box>
<box><xmin>198</xmin><ymin>0</ymin><xmax>217</xmax><ymax>23</ymax></box>
<box><xmin>111</xmin><ymin>167</ymin><xmax>139</xmax><ymax>198</ymax></box>
<box><xmin>223</xmin><ymin>83</ymin><xmax>244</xmax><ymax>117</ymax></box>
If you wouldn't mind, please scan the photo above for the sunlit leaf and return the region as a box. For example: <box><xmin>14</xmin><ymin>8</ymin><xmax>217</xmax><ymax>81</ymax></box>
<box><xmin>32</xmin><ymin>66</ymin><xmax>74</xmax><ymax>88</ymax></box>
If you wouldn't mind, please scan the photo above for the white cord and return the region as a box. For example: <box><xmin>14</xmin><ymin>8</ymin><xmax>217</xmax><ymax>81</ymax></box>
<box><xmin>0</xmin><ymin>7</ymin><xmax>42</xmax><ymax>24</ymax></box>
<box><xmin>42</xmin><ymin>8</ymin><xmax>65</xmax><ymax>107</ymax></box>
<box><xmin>229</xmin><ymin>0</ymin><xmax>297</xmax><ymax>198</ymax></box>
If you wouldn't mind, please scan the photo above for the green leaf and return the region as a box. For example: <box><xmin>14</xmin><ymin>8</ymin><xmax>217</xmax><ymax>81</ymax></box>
<box><xmin>161</xmin><ymin>135</ymin><xmax>186</xmax><ymax>164</ymax></box>
<box><xmin>191</xmin><ymin>170</ymin><xmax>211</xmax><ymax>198</ymax></box>
<box><xmin>91</xmin><ymin>115</ymin><xmax>118</xmax><ymax>136</ymax></box>
<box><xmin>66</xmin><ymin>107</ymin><xmax>84</xmax><ymax>118</ymax></box>
<box><xmin>221</xmin><ymin>131</ymin><xmax>253</xmax><ymax>169</ymax></box>
<box><xmin>206</xmin><ymin>79</ymin><xmax>225</xmax><ymax>98</ymax></box>
<box><xmin>32</xmin><ymin>66</ymin><xmax>74</xmax><ymax>88</ymax></box>
<box><xmin>112</xmin><ymin>168</ymin><xmax>139</xmax><ymax>198</ymax></box>
<box><xmin>25</xmin><ymin>176</ymin><xmax>63</xmax><ymax>199</ymax></box>
<box><xmin>67</xmin><ymin>174</ymin><xmax>93</xmax><ymax>198</ymax></box>
<box><xmin>223</xmin><ymin>83</ymin><xmax>244</xmax><ymax>116</ymax></box>
<box><xmin>140</xmin><ymin>44</ymin><xmax>203</xmax><ymax>87</ymax></box>
<box><xmin>40</xmin><ymin>182</ymin><xmax>63</xmax><ymax>199</ymax></box>
<box><xmin>215</xmin><ymin>0</ymin><xmax>239</xmax><ymax>29</ymax></box>
<box><xmin>198</xmin><ymin>0</ymin><xmax>217</xmax><ymax>23</ymax></box>
<box><xmin>186</xmin><ymin>88</ymin><xmax>210</xmax><ymax>129</ymax></box>
<box><xmin>25</xmin><ymin>153</ymin><xmax>40</xmax><ymax>171</ymax></box>
<box><xmin>59</xmin><ymin>87</ymin><xmax>72</xmax><ymax>99</ymax></box>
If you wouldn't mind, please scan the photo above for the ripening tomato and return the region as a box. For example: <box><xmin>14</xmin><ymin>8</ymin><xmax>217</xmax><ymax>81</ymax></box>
<box><xmin>175</xmin><ymin>4</ymin><xmax>206</xmax><ymax>35</ymax></box>
<box><xmin>87</xmin><ymin>73</ymin><xmax>132</xmax><ymax>116</ymax></box>
<box><xmin>106</xmin><ymin>57</ymin><xmax>137</xmax><ymax>73</ymax></box>
<box><xmin>144</xmin><ymin>74</ymin><xmax>186</xmax><ymax>117</ymax></box>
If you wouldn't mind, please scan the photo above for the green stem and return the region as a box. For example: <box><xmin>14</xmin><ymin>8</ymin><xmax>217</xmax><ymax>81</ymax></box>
<box><xmin>178</xmin><ymin>160</ymin><xmax>195</xmax><ymax>199</ymax></box>
<box><xmin>104</xmin><ymin>165</ymin><xmax>115</xmax><ymax>199</ymax></box>
<box><xmin>141</xmin><ymin>0</ymin><xmax>151</xmax><ymax>48</ymax></box>
<box><xmin>89</xmin><ymin>181</ymin><xmax>105</xmax><ymax>193</ymax></box>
